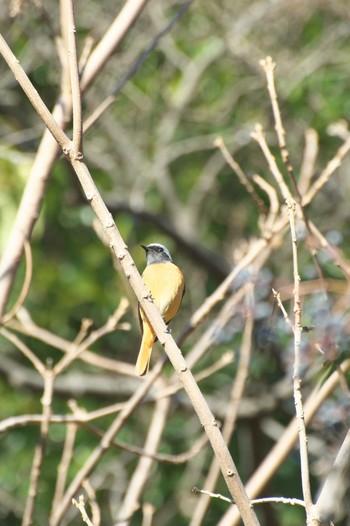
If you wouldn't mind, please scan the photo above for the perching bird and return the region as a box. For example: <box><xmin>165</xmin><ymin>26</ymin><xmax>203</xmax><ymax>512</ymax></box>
<box><xmin>135</xmin><ymin>243</ymin><xmax>185</xmax><ymax>376</ymax></box>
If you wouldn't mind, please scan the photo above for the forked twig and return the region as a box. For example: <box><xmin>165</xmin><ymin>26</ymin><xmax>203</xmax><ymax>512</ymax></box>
<box><xmin>217</xmin><ymin>357</ymin><xmax>350</xmax><ymax>526</ymax></box>
<box><xmin>252</xmin><ymin>105</ymin><xmax>314</xmax><ymax>517</ymax></box>
<box><xmin>72</xmin><ymin>495</ymin><xmax>93</xmax><ymax>526</ymax></box>
<box><xmin>286</xmin><ymin>199</ymin><xmax>313</xmax><ymax>513</ymax></box>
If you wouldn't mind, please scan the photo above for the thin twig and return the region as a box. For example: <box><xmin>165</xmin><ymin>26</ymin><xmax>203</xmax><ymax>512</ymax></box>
<box><xmin>49</xmin><ymin>361</ymin><xmax>164</xmax><ymax>526</ymax></box>
<box><xmin>141</xmin><ymin>503</ymin><xmax>155</xmax><ymax>526</ymax></box>
<box><xmin>7</xmin><ymin>308</ymin><xmax>134</xmax><ymax>377</ymax></box>
<box><xmin>155</xmin><ymin>350</ymin><xmax>235</xmax><ymax>401</ymax></box>
<box><xmin>115</xmin><ymin>393</ymin><xmax>170</xmax><ymax>524</ymax></box>
<box><xmin>0</xmin><ymin>35</ymin><xmax>71</xmax><ymax>152</ymax></box>
<box><xmin>303</xmin><ymin>134</ymin><xmax>350</xmax><ymax>206</ymax></box>
<box><xmin>192</xmin><ymin>486</ymin><xmax>305</xmax><ymax>508</ymax></box>
<box><xmin>272</xmin><ymin>288</ymin><xmax>294</xmax><ymax>332</ymax></box>
<box><xmin>308</xmin><ymin>221</ymin><xmax>350</xmax><ymax>282</ymax></box>
<box><xmin>53</xmin><ymin>297</ymin><xmax>129</xmax><ymax>376</ymax></box>
<box><xmin>315</xmin><ymin>427</ymin><xmax>350</xmax><ymax>523</ymax></box>
<box><xmin>65</xmin><ymin>0</ymin><xmax>83</xmax><ymax>157</ymax></box>
<box><xmin>190</xmin><ymin>285</ymin><xmax>255</xmax><ymax>525</ymax></box>
<box><xmin>252</xmin><ymin>174</ymin><xmax>279</xmax><ymax>236</ymax></box>
<box><xmin>286</xmin><ymin>198</ymin><xmax>313</xmax><ymax>513</ymax></box>
<box><xmin>252</xmin><ymin>118</ymin><xmax>324</xmax><ymax>513</ymax></box>
<box><xmin>72</xmin><ymin>495</ymin><xmax>93</xmax><ymax>526</ymax></box>
<box><xmin>260</xmin><ymin>56</ymin><xmax>328</xmax><ymax>307</ymax></box>
<box><xmin>0</xmin><ymin>327</ymin><xmax>45</xmax><ymax>376</ymax></box>
<box><xmin>78</xmin><ymin>36</ymin><xmax>94</xmax><ymax>76</ymax></box>
<box><xmin>217</xmin><ymin>358</ymin><xmax>350</xmax><ymax>526</ymax></box>
<box><xmin>0</xmin><ymin>409</ymin><xmax>208</xmax><ymax>464</ymax></box>
<box><xmin>0</xmin><ymin>0</ymin><xmax>148</xmax><ymax>318</ymax></box>
<box><xmin>251</xmin><ymin>124</ymin><xmax>292</xmax><ymax>202</ymax></box>
<box><xmin>51</xmin><ymin>423</ymin><xmax>78</xmax><ymax>519</ymax></box>
<box><xmin>1</xmin><ymin>241</ymin><xmax>33</xmax><ymax>325</ymax></box>
<box><xmin>299</xmin><ymin>129</ymin><xmax>319</xmax><ymax>195</ymax></box>
<box><xmin>22</xmin><ymin>366</ymin><xmax>54</xmax><ymax>526</ymax></box>
<box><xmin>214</xmin><ymin>136</ymin><xmax>266</xmax><ymax>214</ymax></box>
<box><xmin>84</xmin><ymin>0</ymin><xmax>194</xmax><ymax>133</ymax></box>
<box><xmin>80</xmin><ymin>0</ymin><xmax>149</xmax><ymax>92</ymax></box>
<box><xmin>82</xmin><ymin>480</ymin><xmax>101</xmax><ymax>526</ymax></box>
<box><xmin>109</xmin><ymin>431</ymin><xmax>209</xmax><ymax>465</ymax></box>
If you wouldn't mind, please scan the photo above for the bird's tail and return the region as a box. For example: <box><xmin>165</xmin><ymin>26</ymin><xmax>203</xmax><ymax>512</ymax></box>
<box><xmin>135</xmin><ymin>324</ymin><xmax>156</xmax><ymax>376</ymax></box>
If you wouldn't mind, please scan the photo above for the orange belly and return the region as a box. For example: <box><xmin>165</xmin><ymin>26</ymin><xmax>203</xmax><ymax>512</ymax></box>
<box><xmin>135</xmin><ymin>262</ymin><xmax>185</xmax><ymax>376</ymax></box>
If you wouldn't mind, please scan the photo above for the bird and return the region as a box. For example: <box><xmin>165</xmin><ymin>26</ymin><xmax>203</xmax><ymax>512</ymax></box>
<box><xmin>135</xmin><ymin>243</ymin><xmax>185</xmax><ymax>376</ymax></box>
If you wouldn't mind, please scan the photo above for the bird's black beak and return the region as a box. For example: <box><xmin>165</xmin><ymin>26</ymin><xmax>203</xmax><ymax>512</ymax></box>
<box><xmin>140</xmin><ymin>244</ymin><xmax>148</xmax><ymax>252</ymax></box>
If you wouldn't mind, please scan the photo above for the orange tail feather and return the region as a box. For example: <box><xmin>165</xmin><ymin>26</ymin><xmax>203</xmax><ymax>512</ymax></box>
<box><xmin>135</xmin><ymin>322</ymin><xmax>156</xmax><ymax>376</ymax></box>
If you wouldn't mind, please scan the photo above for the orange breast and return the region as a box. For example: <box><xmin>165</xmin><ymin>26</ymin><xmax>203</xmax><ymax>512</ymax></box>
<box><xmin>142</xmin><ymin>262</ymin><xmax>185</xmax><ymax>323</ymax></box>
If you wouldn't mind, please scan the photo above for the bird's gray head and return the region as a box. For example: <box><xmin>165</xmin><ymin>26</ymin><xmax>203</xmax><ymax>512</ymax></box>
<box><xmin>141</xmin><ymin>243</ymin><xmax>173</xmax><ymax>265</ymax></box>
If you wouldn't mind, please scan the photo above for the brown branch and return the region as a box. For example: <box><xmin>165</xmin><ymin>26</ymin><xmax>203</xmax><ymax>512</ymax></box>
<box><xmin>286</xmin><ymin>199</ymin><xmax>313</xmax><ymax>513</ymax></box>
<box><xmin>70</xmin><ymin>115</ymin><xmax>260</xmax><ymax>526</ymax></box>
<box><xmin>217</xmin><ymin>357</ymin><xmax>350</xmax><ymax>526</ymax></box>
<box><xmin>308</xmin><ymin>221</ymin><xmax>350</xmax><ymax>282</ymax></box>
<box><xmin>178</xmin><ymin>236</ymin><xmax>270</xmax><ymax>344</ymax></box>
<box><xmin>260</xmin><ymin>55</ymin><xmax>328</xmax><ymax>309</ymax></box>
<box><xmin>303</xmin><ymin>134</ymin><xmax>350</xmax><ymax>206</ymax></box>
<box><xmin>191</xmin><ymin>285</ymin><xmax>255</xmax><ymax>525</ymax></box>
<box><xmin>251</xmin><ymin>124</ymin><xmax>292</xmax><ymax>202</ymax></box>
<box><xmin>2</xmin><ymin>35</ymin><xmax>259</xmax><ymax>526</ymax></box>
<box><xmin>0</xmin><ymin>327</ymin><xmax>45</xmax><ymax>376</ymax></box>
<box><xmin>82</xmin><ymin>480</ymin><xmax>101</xmax><ymax>526</ymax></box>
<box><xmin>314</xmin><ymin>427</ymin><xmax>350</xmax><ymax>524</ymax></box>
<box><xmin>80</xmin><ymin>0</ymin><xmax>149</xmax><ymax>92</ymax></box>
<box><xmin>0</xmin><ymin>35</ymin><xmax>71</xmax><ymax>151</ymax></box>
<box><xmin>0</xmin><ymin>408</ymin><xmax>208</xmax><ymax>465</ymax></box>
<box><xmin>53</xmin><ymin>297</ymin><xmax>129</xmax><ymax>376</ymax></box>
<box><xmin>252</xmin><ymin>174</ymin><xmax>279</xmax><ymax>236</ymax></box>
<box><xmin>72</xmin><ymin>495</ymin><xmax>94</xmax><ymax>526</ymax></box>
<box><xmin>115</xmin><ymin>393</ymin><xmax>170</xmax><ymax>524</ymax></box>
<box><xmin>51</xmin><ymin>423</ymin><xmax>78</xmax><ymax>519</ymax></box>
<box><xmin>83</xmin><ymin>0</ymin><xmax>194</xmax><ymax>133</ymax></box>
<box><xmin>0</xmin><ymin>0</ymin><xmax>149</xmax><ymax>317</ymax></box>
<box><xmin>0</xmin><ymin>400</ymin><xmax>126</xmax><ymax>434</ymax></box>
<box><xmin>49</xmin><ymin>361</ymin><xmax>164</xmax><ymax>526</ymax></box>
<box><xmin>109</xmin><ymin>431</ymin><xmax>209</xmax><ymax>465</ymax></box>
<box><xmin>252</xmin><ymin>80</ymin><xmax>314</xmax><ymax>518</ymax></box>
<box><xmin>299</xmin><ymin>129</ymin><xmax>319</xmax><ymax>195</ymax></box>
<box><xmin>7</xmin><ymin>311</ymin><xmax>135</xmax><ymax>377</ymax></box>
<box><xmin>22</xmin><ymin>366</ymin><xmax>54</xmax><ymax>526</ymax></box>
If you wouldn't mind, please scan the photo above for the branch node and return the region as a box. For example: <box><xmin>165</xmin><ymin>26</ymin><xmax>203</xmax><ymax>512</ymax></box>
<box><xmin>105</xmin><ymin>215</ymin><xmax>115</xmax><ymax>228</ymax></box>
<box><xmin>63</xmin><ymin>144</ymin><xmax>72</xmax><ymax>155</ymax></box>
<box><xmin>213</xmin><ymin>136</ymin><xmax>223</xmax><ymax>148</ymax></box>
